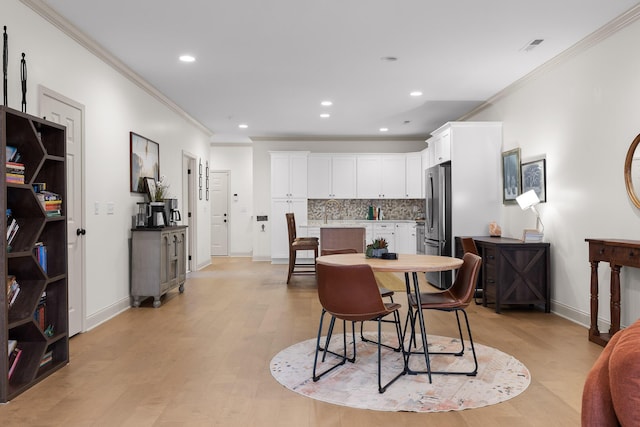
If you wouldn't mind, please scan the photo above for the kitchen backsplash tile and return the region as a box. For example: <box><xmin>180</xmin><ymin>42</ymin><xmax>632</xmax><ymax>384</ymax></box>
<box><xmin>308</xmin><ymin>199</ymin><xmax>424</xmax><ymax>221</ymax></box>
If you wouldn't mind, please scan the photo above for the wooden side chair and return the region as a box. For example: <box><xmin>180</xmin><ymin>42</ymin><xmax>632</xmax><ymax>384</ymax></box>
<box><xmin>286</xmin><ymin>213</ymin><xmax>319</xmax><ymax>283</ymax></box>
<box><xmin>313</xmin><ymin>263</ymin><xmax>405</xmax><ymax>393</ymax></box>
<box><xmin>460</xmin><ymin>237</ymin><xmax>482</xmax><ymax>304</ymax></box>
<box><xmin>319</xmin><ymin>248</ymin><xmax>402</xmax><ymax>354</ymax></box>
<box><xmin>404</xmin><ymin>252</ymin><xmax>482</xmax><ymax>382</ymax></box>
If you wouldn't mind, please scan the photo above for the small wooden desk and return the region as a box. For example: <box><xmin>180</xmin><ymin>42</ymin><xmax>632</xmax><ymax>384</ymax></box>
<box><xmin>316</xmin><ymin>253</ymin><xmax>463</xmax><ymax>378</ymax></box>
<box><xmin>585</xmin><ymin>238</ymin><xmax>640</xmax><ymax>346</ymax></box>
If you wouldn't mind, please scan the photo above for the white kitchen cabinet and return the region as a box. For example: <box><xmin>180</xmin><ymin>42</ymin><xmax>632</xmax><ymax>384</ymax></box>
<box><xmin>307</xmin><ymin>154</ymin><xmax>356</xmax><ymax>198</ymax></box>
<box><xmin>405</xmin><ymin>153</ymin><xmax>422</xmax><ymax>198</ymax></box>
<box><xmin>270</xmin><ymin>152</ymin><xmax>309</xmax><ymax>198</ymax></box>
<box><xmin>372</xmin><ymin>223</ymin><xmax>395</xmax><ymax>252</ymax></box>
<box><xmin>395</xmin><ymin>222</ymin><xmax>417</xmax><ymax>254</ymax></box>
<box><xmin>356</xmin><ymin>154</ymin><xmax>406</xmax><ymax>199</ymax></box>
<box><xmin>431</xmin><ymin>129</ymin><xmax>451</xmax><ymax>165</ymax></box>
<box><xmin>270</xmin><ymin>198</ymin><xmax>308</xmax><ymax>261</ymax></box>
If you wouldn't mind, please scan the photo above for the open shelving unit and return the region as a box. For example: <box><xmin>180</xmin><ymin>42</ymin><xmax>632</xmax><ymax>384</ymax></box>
<box><xmin>1</xmin><ymin>106</ymin><xmax>68</xmax><ymax>402</ymax></box>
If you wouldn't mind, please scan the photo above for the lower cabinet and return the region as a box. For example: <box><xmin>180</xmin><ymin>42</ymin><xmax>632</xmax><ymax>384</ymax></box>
<box><xmin>456</xmin><ymin>236</ymin><xmax>550</xmax><ymax>313</ymax></box>
<box><xmin>131</xmin><ymin>226</ymin><xmax>188</xmax><ymax>308</ymax></box>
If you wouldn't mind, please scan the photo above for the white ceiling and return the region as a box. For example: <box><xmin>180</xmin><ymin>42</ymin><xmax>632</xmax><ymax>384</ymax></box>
<box><xmin>36</xmin><ymin>0</ymin><xmax>640</xmax><ymax>141</ymax></box>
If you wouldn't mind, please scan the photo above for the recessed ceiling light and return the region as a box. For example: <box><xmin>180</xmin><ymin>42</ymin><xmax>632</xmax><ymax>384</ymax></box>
<box><xmin>380</xmin><ymin>56</ymin><xmax>398</xmax><ymax>62</ymax></box>
<box><xmin>179</xmin><ymin>55</ymin><xmax>196</xmax><ymax>62</ymax></box>
<box><xmin>320</xmin><ymin>113</ymin><xmax>331</xmax><ymax>118</ymax></box>
<box><xmin>410</xmin><ymin>91</ymin><xmax>423</xmax><ymax>97</ymax></box>
<box><xmin>238</xmin><ymin>124</ymin><xmax>248</xmax><ymax>129</ymax></box>
<box><xmin>321</xmin><ymin>101</ymin><xmax>333</xmax><ymax>106</ymax></box>
<box><xmin>379</xmin><ymin>127</ymin><xmax>389</xmax><ymax>132</ymax></box>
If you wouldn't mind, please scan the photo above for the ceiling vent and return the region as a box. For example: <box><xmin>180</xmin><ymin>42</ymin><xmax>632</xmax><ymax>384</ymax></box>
<box><xmin>520</xmin><ymin>39</ymin><xmax>544</xmax><ymax>52</ymax></box>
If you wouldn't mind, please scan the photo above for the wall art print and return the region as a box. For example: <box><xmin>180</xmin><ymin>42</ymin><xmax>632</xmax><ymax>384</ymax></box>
<box><xmin>521</xmin><ymin>158</ymin><xmax>546</xmax><ymax>203</ymax></box>
<box><xmin>502</xmin><ymin>148</ymin><xmax>521</xmax><ymax>204</ymax></box>
<box><xmin>130</xmin><ymin>132</ymin><xmax>159</xmax><ymax>193</ymax></box>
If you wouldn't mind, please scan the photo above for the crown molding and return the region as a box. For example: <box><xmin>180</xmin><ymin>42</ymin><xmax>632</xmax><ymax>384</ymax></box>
<box><xmin>20</xmin><ymin>0</ymin><xmax>213</xmax><ymax>137</ymax></box>
<box><xmin>460</xmin><ymin>4</ymin><xmax>640</xmax><ymax>120</ymax></box>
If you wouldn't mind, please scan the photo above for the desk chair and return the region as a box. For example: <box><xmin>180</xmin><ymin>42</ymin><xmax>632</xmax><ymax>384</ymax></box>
<box><xmin>286</xmin><ymin>213</ymin><xmax>319</xmax><ymax>284</ymax></box>
<box><xmin>313</xmin><ymin>263</ymin><xmax>404</xmax><ymax>393</ymax></box>
<box><xmin>404</xmin><ymin>252</ymin><xmax>482</xmax><ymax>382</ymax></box>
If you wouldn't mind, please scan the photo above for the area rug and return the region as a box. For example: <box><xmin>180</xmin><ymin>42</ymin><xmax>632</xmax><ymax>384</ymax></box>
<box><xmin>270</xmin><ymin>333</ymin><xmax>530</xmax><ymax>412</ymax></box>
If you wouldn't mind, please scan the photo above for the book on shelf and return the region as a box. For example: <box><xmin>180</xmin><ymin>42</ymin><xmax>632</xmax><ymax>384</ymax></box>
<box><xmin>8</xmin><ymin>347</ymin><xmax>22</xmax><ymax>379</ymax></box>
<box><xmin>7</xmin><ymin>340</ymin><xmax>17</xmax><ymax>357</ymax></box>
<box><xmin>40</xmin><ymin>350</ymin><xmax>53</xmax><ymax>368</ymax></box>
<box><xmin>34</xmin><ymin>292</ymin><xmax>46</xmax><ymax>331</ymax></box>
<box><xmin>6</xmin><ymin>275</ymin><xmax>20</xmax><ymax>308</ymax></box>
<box><xmin>34</xmin><ymin>242</ymin><xmax>47</xmax><ymax>273</ymax></box>
<box><xmin>522</xmin><ymin>229</ymin><xmax>544</xmax><ymax>243</ymax></box>
<box><xmin>6</xmin><ymin>148</ymin><xmax>25</xmax><ymax>183</ymax></box>
<box><xmin>35</xmin><ymin>190</ymin><xmax>63</xmax><ymax>216</ymax></box>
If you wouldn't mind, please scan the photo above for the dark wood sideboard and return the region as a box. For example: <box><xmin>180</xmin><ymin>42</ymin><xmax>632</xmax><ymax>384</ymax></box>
<box><xmin>456</xmin><ymin>236</ymin><xmax>551</xmax><ymax>313</ymax></box>
<box><xmin>585</xmin><ymin>238</ymin><xmax>640</xmax><ymax>346</ymax></box>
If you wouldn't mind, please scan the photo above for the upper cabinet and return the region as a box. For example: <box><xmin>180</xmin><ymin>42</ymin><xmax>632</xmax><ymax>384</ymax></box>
<box><xmin>357</xmin><ymin>154</ymin><xmax>406</xmax><ymax>199</ymax></box>
<box><xmin>270</xmin><ymin>152</ymin><xmax>308</xmax><ymax>198</ymax></box>
<box><xmin>405</xmin><ymin>153</ymin><xmax>422</xmax><ymax>198</ymax></box>
<box><xmin>307</xmin><ymin>154</ymin><xmax>356</xmax><ymax>199</ymax></box>
<box><xmin>431</xmin><ymin>128</ymin><xmax>452</xmax><ymax>165</ymax></box>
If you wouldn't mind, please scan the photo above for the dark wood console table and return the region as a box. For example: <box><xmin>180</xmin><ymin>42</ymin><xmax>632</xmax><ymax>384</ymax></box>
<box><xmin>455</xmin><ymin>236</ymin><xmax>551</xmax><ymax>313</ymax></box>
<box><xmin>585</xmin><ymin>238</ymin><xmax>640</xmax><ymax>346</ymax></box>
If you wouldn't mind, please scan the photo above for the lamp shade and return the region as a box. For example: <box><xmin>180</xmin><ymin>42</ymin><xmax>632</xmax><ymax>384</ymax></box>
<box><xmin>516</xmin><ymin>189</ymin><xmax>540</xmax><ymax>210</ymax></box>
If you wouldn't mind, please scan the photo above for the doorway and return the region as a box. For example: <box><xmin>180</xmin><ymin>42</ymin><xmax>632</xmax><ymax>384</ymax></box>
<box><xmin>211</xmin><ymin>171</ymin><xmax>229</xmax><ymax>256</ymax></box>
<box><xmin>182</xmin><ymin>152</ymin><xmax>197</xmax><ymax>272</ymax></box>
<box><xmin>38</xmin><ymin>86</ymin><xmax>85</xmax><ymax>336</ymax></box>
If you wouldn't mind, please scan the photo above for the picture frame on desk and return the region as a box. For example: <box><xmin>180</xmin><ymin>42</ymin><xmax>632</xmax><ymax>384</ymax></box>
<box><xmin>502</xmin><ymin>148</ymin><xmax>521</xmax><ymax>204</ymax></box>
<box><xmin>130</xmin><ymin>132</ymin><xmax>160</xmax><ymax>193</ymax></box>
<box><xmin>521</xmin><ymin>158</ymin><xmax>547</xmax><ymax>203</ymax></box>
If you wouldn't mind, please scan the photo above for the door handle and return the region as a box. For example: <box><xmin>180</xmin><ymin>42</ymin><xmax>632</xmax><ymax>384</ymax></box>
<box><xmin>76</xmin><ymin>228</ymin><xmax>86</xmax><ymax>236</ymax></box>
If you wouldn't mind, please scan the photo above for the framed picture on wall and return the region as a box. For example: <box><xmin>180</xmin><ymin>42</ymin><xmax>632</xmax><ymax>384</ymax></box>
<box><xmin>502</xmin><ymin>148</ymin><xmax>521</xmax><ymax>204</ymax></box>
<box><xmin>521</xmin><ymin>158</ymin><xmax>547</xmax><ymax>202</ymax></box>
<box><xmin>130</xmin><ymin>132</ymin><xmax>160</xmax><ymax>193</ymax></box>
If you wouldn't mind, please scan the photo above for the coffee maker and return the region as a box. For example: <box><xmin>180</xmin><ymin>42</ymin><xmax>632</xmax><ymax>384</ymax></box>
<box><xmin>149</xmin><ymin>202</ymin><xmax>166</xmax><ymax>227</ymax></box>
<box><xmin>163</xmin><ymin>198</ymin><xmax>181</xmax><ymax>226</ymax></box>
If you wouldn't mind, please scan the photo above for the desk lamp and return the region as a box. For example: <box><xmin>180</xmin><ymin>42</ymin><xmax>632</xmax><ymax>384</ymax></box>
<box><xmin>516</xmin><ymin>189</ymin><xmax>544</xmax><ymax>233</ymax></box>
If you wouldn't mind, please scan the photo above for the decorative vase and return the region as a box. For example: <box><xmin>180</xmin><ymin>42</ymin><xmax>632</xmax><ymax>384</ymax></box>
<box><xmin>371</xmin><ymin>248</ymin><xmax>388</xmax><ymax>258</ymax></box>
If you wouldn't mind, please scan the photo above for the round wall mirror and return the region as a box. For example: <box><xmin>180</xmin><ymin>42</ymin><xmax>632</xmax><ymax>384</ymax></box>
<box><xmin>624</xmin><ymin>133</ymin><xmax>640</xmax><ymax>208</ymax></box>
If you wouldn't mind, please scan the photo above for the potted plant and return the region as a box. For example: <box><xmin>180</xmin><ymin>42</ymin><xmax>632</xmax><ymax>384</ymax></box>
<box><xmin>366</xmin><ymin>238</ymin><xmax>388</xmax><ymax>258</ymax></box>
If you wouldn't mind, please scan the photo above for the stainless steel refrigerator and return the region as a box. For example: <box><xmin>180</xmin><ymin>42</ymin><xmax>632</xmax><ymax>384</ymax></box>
<box><xmin>425</xmin><ymin>164</ymin><xmax>452</xmax><ymax>289</ymax></box>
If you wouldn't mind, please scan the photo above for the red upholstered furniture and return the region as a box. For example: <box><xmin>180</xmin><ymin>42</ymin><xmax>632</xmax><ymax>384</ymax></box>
<box><xmin>582</xmin><ymin>318</ymin><xmax>640</xmax><ymax>426</ymax></box>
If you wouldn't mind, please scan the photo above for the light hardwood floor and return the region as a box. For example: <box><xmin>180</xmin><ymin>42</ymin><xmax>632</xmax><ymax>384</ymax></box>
<box><xmin>0</xmin><ymin>257</ymin><xmax>603</xmax><ymax>426</ymax></box>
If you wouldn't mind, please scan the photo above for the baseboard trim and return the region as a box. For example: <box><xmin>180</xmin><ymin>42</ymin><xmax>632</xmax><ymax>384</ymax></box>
<box><xmin>85</xmin><ymin>297</ymin><xmax>131</xmax><ymax>331</ymax></box>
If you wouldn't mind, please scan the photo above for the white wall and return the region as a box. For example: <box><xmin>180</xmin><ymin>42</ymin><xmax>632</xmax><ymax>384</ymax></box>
<box><xmin>210</xmin><ymin>145</ymin><xmax>253</xmax><ymax>256</ymax></box>
<box><xmin>467</xmin><ymin>14</ymin><xmax>640</xmax><ymax>328</ymax></box>
<box><xmin>5</xmin><ymin>1</ymin><xmax>211</xmax><ymax>329</ymax></box>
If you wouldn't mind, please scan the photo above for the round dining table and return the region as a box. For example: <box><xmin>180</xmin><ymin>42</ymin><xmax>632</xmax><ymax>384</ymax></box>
<box><xmin>316</xmin><ymin>253</ymin><xmax>463</xmax><ymax>382</ymax></box>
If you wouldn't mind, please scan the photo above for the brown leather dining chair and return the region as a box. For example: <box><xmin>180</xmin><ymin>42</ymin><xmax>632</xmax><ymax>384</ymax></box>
<box><xmin>404</xmin><ymin>252</ymin><xmax>482</xmax><ymax>382</ymax></box>
<box><xmin>313</xmin><ymin>263</ymin><xmax>405</xmax><ymax>393</ymax></box>
<box><xmin>285</xmin><ymin>213</ymin><xmax>319</xmax><ymax>283</ymax></box>
<box><xmin>319</xmin><ymin>248</ymin><xmax>402</xmax><ymax>354</ymax></box>
<box><xmin>460</xmin><ymin>237</ymin><xmax>482</xmax><ymax>304</ymax></box>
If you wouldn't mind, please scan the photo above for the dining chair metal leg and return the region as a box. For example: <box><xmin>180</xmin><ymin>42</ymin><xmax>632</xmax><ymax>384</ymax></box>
<box><xmin>313</xmin><ymin>309</ymin><xmax>348</xmax><ymax>381</ymax></box>
<box><xmin>377</xmin><ymin>315</ymin><xmax>406</xmax><ymax>393</ymax></box>
<box><xmin>360</xmin><ymin>294</ymin><xmax>403</xmax><ymax>352</ymax></box>
<box><xmin>320</xmin><ymin>315</ymin><xmax>356</xmax><ymax>363</ymax></box>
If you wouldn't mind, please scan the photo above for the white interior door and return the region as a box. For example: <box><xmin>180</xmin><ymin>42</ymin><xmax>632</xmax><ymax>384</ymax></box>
<box><xmin>39</xmin><ymin>87</ymin><xmax>85</xmax><ymax>336</ymax></box>
<box><xmin>211</xmin><ymin>171</ymin><xmax>229</xmax><ymax>256</ymax></box>
<box><xmin>182</xmin><ymin>154</ymin><xmax>196</xmax><ymax>272</ymax></box>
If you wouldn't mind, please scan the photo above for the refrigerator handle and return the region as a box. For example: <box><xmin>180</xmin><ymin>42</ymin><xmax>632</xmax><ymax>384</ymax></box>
<box><xmin>428</xmin><ymin>174</ymin><xmax>434</xmax><ymax>230</ymax></box>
